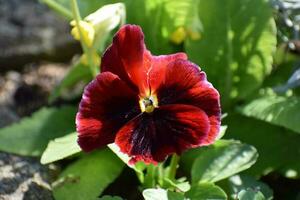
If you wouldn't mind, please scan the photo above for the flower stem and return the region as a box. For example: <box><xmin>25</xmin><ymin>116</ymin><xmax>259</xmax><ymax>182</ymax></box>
<box><xmin>144</xmin><ymin>164</ymin><xmax>156</xmax><ymax>188</ymax></box>
<box><xmin>41</xmin><ymin>0</ymin><xmax>73</xmax><ymax>20</ymax></box>
<box><xmin>71</xmin><ymin>0</ymin><xmax>98</xmax><ymax>77</ymax></box>
<box><xmin>168</xmin><ymin>154</ymin><xmax>180</xmax><ymax>181</ymax></box>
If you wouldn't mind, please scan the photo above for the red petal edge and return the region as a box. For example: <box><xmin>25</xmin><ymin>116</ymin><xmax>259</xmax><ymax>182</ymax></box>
<box><xmin>149</xmin><ymin>53</ymin><xmax>187</xmax><ymax>94</ymax></box>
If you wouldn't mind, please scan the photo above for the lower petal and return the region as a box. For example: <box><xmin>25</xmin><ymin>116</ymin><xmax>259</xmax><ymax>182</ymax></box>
<box><xmin>115</xmin><ymin>104</ymin><xmax>210</xmax><ymax>164</ymax></box>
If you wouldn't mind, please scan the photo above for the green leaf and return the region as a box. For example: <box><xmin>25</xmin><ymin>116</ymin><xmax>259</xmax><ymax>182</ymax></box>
<box><xmin>108</xmin><ymin>143</ymin><xmax>146</xmax><ymax>182</ymax></box>
<box><xmin>126</xmin><ymin>0</ymin><xmax>175</xmax><ymax>55</ymax></box>
<box><xmin>49</xmin><ymin>62</ymin><xmax>92</xmax><ymax>102</ymax></box>
<box><xmin>216</xmin><ymin>125</ymin><xmax>228</xmax><ymax>140</ymax></box>
<box><xmin>161</xmin><ymin>0</ymin><xmax>202</xmax><ymax>40</ymax></box>
<box><xmin>163</xmin><ymin>178</ymin><xmax>191</xmax><ymax>192</ymax></box>
<box><xmin>98</xmin><ymin>195</ymin><xmax>123</xmax><ymax>200</ymax></box>
<box><xmin>185</xmin><ymin>183</ymin><xmax>227</xmax><ymax>200</ymax></box>
<box><xmin>224</xmin><ymin>113</ymin><xmax>300</xmax><ymax>177</ymax></box>
<box><xmin>142</xmin><ymin>188</ymin><xmax>184</xmax><ymax>200</ymax></box>
<box><xmin>41</xmin><ymin>132</ymin><xmax>81</xmax><ymax>164</ymax></box>
<box><xmin>225</xmin><ymin>175</ymin><xmax>273</xmax><ymax>200</ymax></box>
<box><xmin>41</xmin><ymin>0</ymin><xmax>116</xmax><ymax>18</ymax></box>
<box><xmin>190</xmin><ymin>140</ymin><xmax>258</xmax><ymax>183</ymax></box>
<box><xmin>238</xmin><ymin>189</ymin><xmax>266</xmax><ymax>200</ymax></box>
<box><xmin>53</xmin><ymin>149</ymin><xmax>124</xmax><ymax>200</ymax></box>
<box><xmin>239</xmin><ymin>95</ymin><xmax>300</xmax><ymax>134</ymax></box>
<box><xmin>0</xmin><ymin>106</ymin><xmax>76</xmax><ymax>156</ymax></box>
<box><xmin>185</xmin><ymin>0</ymin><xmax>276</xmax><ymax>106</ymax></box>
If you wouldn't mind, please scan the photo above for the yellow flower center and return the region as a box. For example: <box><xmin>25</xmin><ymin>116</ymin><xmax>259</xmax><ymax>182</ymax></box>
<box><xmin>139</xmin><ymin>95</ymin><xmax>158</xmax><ymax>113</ymax></box>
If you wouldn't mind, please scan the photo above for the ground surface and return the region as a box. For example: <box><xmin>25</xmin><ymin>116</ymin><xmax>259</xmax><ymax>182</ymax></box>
<box><xmin>0</xmin><ymin>0</ymin><xmax>79</xmax><ymax>199</ymax></box>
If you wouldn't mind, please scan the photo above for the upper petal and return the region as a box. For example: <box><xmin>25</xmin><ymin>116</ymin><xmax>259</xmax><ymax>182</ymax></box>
<box><xmin>148</xmin><ymin>53</ymin><xmax>187</xmax><ymax>94</ymax></box>
<box><xmin>101</xmin><ymin>24</ymin><xmax>152</xmax><ymax>95</ymax></box>
<box><xmin>76</xmin><ymin>72</ymin><xmax>140</xmax><ymax>152</ymax></box>
<box><xmin>115</xmin><ymin>104</ymin><xmax>210</xmax><ymax>164</ymax></box>
<box><xmin>156</xmin><ymin>59</ymin><xmax>221</xmax><ymax>145</ymax></box>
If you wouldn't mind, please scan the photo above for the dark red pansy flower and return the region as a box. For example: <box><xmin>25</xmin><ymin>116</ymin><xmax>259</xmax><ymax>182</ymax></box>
<box><xmin>76</xmin><ymin>24</ymin><xmax>221</xmax><ymax>164</ymax></box>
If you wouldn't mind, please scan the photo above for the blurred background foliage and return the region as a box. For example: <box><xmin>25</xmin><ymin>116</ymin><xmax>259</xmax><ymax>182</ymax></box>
<box><xmin>1</xmin><ymin>0</ymin><xmax>300</xmax><ymax>199</ymax></box>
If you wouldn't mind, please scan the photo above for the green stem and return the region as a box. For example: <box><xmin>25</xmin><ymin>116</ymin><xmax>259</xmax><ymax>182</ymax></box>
<box><xmin>144</xmin><ymin>164</ymin><xmax>156</xmax><ymax>188</ymax></box>
<box><xmin>168</xmin><ymin>154</ymin><xmax>180</xmax><ymax>181</ymax></box>
<box><xmin>41</xmin><ymin>0</ymin><xmax>73</xmax><ymax>20</ymax></box>
<box><xmin>71</xmin><ymin>0</ymin><xmax>97</xmax><ymax>77</ymax></box>
<box><xmin>157</xmin><ymin>163</ymin><xmax>164</xmax><ymax>186</ymax></box>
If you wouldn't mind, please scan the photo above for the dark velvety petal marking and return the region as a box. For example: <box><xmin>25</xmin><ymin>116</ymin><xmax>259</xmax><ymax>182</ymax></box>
<box><xmin>76</xmin><ymin>72</ymin><xmax>140</xmax><ymax>152</ymax></box>
<box><xmin>115</xmin><ymin>104</ymin><xmax>210</xmax><ymax>164</ymax></box>
<box><xmin>101</xmin><ymin>24</ymin><xmax>152</xmax><ymax>95</ymax></box>
<box><xmin>156</xmin><ymin>59</ymin><xmax>221</xmax><ymax>145</ymax></box>
<box><xmin>148</xmin><ymin>53</ymin><xmax>187</xmax><ymax>93</ymax></box>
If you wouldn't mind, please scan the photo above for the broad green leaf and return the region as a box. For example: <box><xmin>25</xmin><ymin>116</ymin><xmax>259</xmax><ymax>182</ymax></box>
<box><xmin>185</xmin><ymin>183</ymin><xmax>227</xmax><ymax>200</ymax></box>
<box><xmin>238</xmin><ymin>189</ymin><xmax>266</xmax><ymax>200</ymax></box>
<box><xmin>239</xmin><ymin>95</ymin><xmax>300</xmax><ymax>134</ymax></box>
<box><xmin>164</xmin><ymin>178</ymin><xmax>191</xmax><ymax>192</ymax></box>
<box><xmin>142</xmin><ymin>188</ymin><xmax>184</xmax><ymax>200</ymax></box>
<box><xmin>191</xmin><ymin>140</ymin><xmax>258</xmax><ymax>183</ymax></box>
<box><xmin>53</xmin><ymin>149</ymin><xmax>124</xmax><ymax>200</ymax></box>
<box><xmin>0</xmin><ymin>106</ymin><xmax>76</xmax><ymax>156</ymax></box>
<box><xmin>225</xmin><ymin>175</ymin><xmax>273</xmax><ymax>200</ymax></box>
<box><xmin>49</xmin><ymin>62</ymin><xmax>92</xmax><ymax>102</ymax></box>
<box><xmin>41</xmin><ymin>132</ymin><xmax>81</xmax><ymax>164</ymax></box>
<box><xmin>125</xmin><ymin>0</ymin><xmax>176</xmax><ymax>54</ymax></box>
<box><xmin>185</xmin><ymin>0</ymin><xmax>276</xmax><ymax>107</ymax></box>
<box><xmin>224</xmin><ymin>113</ymin><xmax>300</xmax><ymax>177</ymax></box>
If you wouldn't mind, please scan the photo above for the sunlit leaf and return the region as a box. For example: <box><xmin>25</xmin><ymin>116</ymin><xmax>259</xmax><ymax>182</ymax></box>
<box><xmin>163</xmin><ymin>178</ymin><xmax>191</xmax><ymax>192</ymax></box>
<box><xmin>185</xmin><ymin>183</ymin><xmax>227</xmax><ymax>200</ymax></box>
<box><xmin>53</xmin><ymin>149</ymin><xmax>124</xmax><ymax>200</ymax></box>
<box><xmin>190</xmin><ymin>140</ymin><xmax>258</xmax><ymax>183</ymax></box>
<box><xmin>0</xmin><ymin>106</ymin><xmax>76</xmax><ymax>156</ymax></box>
<box><xmin>224</xmin><ymin>175</ymin><xmax>273</xmax><ymax>200</ymax></box>
<box><xmin>239</xmin><ymin>95</ymin><xmax>300</xmax><ymax>134</ymax></box>
<box><xmin>238</xmin><ymin>189</ymin><xmax>266</xmax><ymax>200</ymax></box>
<box><xmin>224</xmin><ymin>113</ymin><xmax>300</xmax><ymax>177</ymax></box>
<box><xmin>41</xmin><ymin>132</ymin><xmax>81</xmax><ymax>164</ymax></box>
<box><xmin>185</xmin><ymin>0</ymin><xmax>276</xmax><ymax>107</ymax></box>
<box><xmin>142</xmin><ymin>188</ymin><xmax>184</xmax><ymax>200</ymax></box>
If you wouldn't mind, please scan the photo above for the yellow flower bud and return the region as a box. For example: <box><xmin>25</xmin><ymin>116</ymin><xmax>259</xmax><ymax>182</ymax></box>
<box><xmin>170</xmin><ymin>27</ymin><xmax>187</xmax><ymax>45</ymax></box>
<box><xmin>70</xmin><ymin>20</ymin><xmax>95</xmax><ymax>47</ymax></box>
<box><xmin>70</xmin><ymin>3</ymin><xmax>125</xmax><ymax>48</ymax></box>
<box><xmin>187</xmin><ymin>29</ymin><xmax>201</xmax><ymax>40</ymax></box>
<box><xmin>80</xmin><ymin>51</ymin><xmax>101</xmax><ymax>67</ymax></box>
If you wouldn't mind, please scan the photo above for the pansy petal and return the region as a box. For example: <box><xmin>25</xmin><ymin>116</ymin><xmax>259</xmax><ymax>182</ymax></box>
<box><xmin>76</xmin><ymin>72</ymin><xmax>140</xmax><ymax>152</ymax></box>
<box><xmin>156</xmin><ymin>59</ymin><xmax>221</xmax><ymax>145</ymax></box>
<box><xmin>101</xmin><ymin>24</ymin><xmax>151</xmax><ymax>94</ymax></box>
<box><xmin>149</xmin><ymin>53</ymin><xmax>187</xmax><ymax>93</ymax></box>
<box><xmin>115</xmin><ymin>104</ymin><xmax>210</xmax><ymax>164</ymax></box>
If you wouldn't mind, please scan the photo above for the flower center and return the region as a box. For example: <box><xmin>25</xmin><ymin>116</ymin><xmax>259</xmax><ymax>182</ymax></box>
<box><xmin>139</xmin><ymin>95</ymin><xmax>158</xmax><ymax>113</ymax></box>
